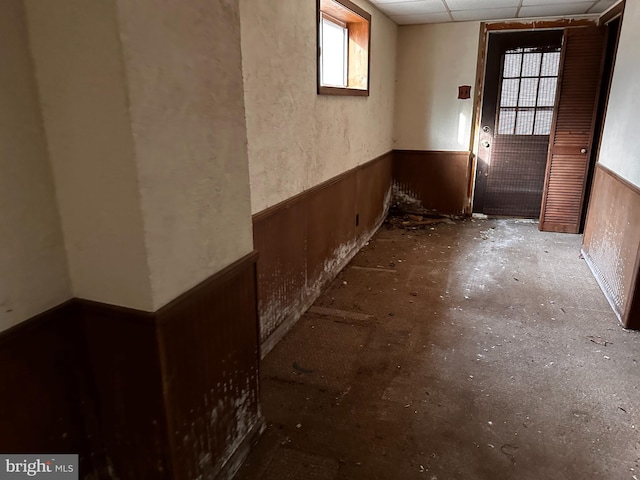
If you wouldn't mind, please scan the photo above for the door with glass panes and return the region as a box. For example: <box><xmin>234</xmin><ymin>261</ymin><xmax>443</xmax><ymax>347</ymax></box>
<box><xmin>474</xmin><ymin>31</ymin><xmax>563</xmax><ymax>217</ymax></box>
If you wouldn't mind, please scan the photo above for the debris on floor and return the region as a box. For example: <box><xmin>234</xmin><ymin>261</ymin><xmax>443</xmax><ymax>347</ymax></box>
<box><xmin>236</xmin><ymin>218</ymin><xmax>639</xmax><ymax>480</ymax></box>
<box><xmin>385</xmin><ymin>206</ymin><xmax>457</xmax><ymax>230</ymax></box>
<box><xmin>587</xmin><ymin>335</ymin><xmax>611</xmax><ymax>346</ymax></box>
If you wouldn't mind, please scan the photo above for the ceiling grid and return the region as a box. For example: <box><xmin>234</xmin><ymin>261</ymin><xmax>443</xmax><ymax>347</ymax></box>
<box><xmin>370</xmin><ymin>0</ymin><xmax>618</xmax><ymax>24</ymax></box>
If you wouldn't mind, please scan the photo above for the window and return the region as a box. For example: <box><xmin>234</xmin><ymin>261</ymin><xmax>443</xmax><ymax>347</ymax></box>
<box><xmin>496</xmin><ymin>46</ymin><xmax>561</xmax><ymax>136</ymax></box>
<box><xmin>321</xmin><ymin>16</ymin><xmax>348</xmax><ymax>87</ymax></box>
<box><xmin>317</xmin><ymin>0</ymin><xmax>371</xmax><ymax>96</ymax></box>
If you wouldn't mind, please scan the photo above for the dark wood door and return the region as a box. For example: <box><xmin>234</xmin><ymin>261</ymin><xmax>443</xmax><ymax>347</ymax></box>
<box><xmin>539</xmin><ymin>27</ymin><xmax>607</xmax><ymax>233</ymax></box>
<box><xmin>474</xmin><ymin>31</ymin><xmax>564</xmax><ymax>217</ymax></box>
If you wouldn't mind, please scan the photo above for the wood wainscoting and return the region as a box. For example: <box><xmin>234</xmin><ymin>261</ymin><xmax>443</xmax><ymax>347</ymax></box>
<box><xmin>393</xmin><ymin>150</ymin><xmax>473</xmax><ymax>216</ymax></box>
<box><xmin>0</xmin><ymin>301</ymin><xmax>96</xmax><ymax>473</ymax></box>
<box><xmin>253</xmin><ymin>152</ymin><xmax>393</xmax><ymax>356</ymax></box>
<box><xmin>582</xmin><ymin>164</ymin><xmax>640</xmax><ymax>329</ymax></box>
<box><xmin>0</xmin><ymin>251</ymin><xmax>263</xmax><ymax>479</ymax></box>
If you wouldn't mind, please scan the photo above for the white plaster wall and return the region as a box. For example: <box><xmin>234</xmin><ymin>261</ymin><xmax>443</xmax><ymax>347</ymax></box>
<box><xmin>393</xmin><ymin>22</ymin><xmax>480</xmax><ymax>152</ymax></box>
<box><xmin>597</xmin><ymin>1</ymin><xmax>640</xmax><ymax>187</ymax></box>
<box><xmin>116</xmin><ymin>0</ymin><xmax>254</xmax><ymax>309</ymax></box>
<box><xmin>240</xmin><ymin>0</ymin><xmax>398</xmax><ymax>214</ymax></box>
<box><xmin>0</xmin><ymin>0</ymin><xmax>71</xmax><ymax>331</ymax></box>
<box><xmin>25</xmin><ymin>0</ymin><xmax>154</xmax><ymax>311</ymax></box>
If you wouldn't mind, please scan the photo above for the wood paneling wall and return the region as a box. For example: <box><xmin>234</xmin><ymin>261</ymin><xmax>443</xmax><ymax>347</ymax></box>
<box><xmin>393</xmin><ymin>150</ymin><xmax>472</xmax><ymax>216</ymax></box>
<box><xmin>0</xmin><ymin>302</ymin><xmax>98</xmax><ymax>475</ymax></box>
<box><xmin>79</xmin><ymin>300</ymin><xmax>170</xmax><ymax>479</ymax></box>
<box><xmin>253</xmin><ymin>152</ymin><xmax>393</xmax><ymax>355</ymax></box>
<box><xmin>0</xmin><ymin>252</ymin><xmax>262</xmax><ymax>479</ymax></box>
<box><xmin>583</xmin><ymin>165</ymin><xmax>640</xmax><ymax>329</ymax></box>
<box><xmin>156</xmin><ymin>252</ymin><xmax>261</xmax><ymax>480</ymax></box>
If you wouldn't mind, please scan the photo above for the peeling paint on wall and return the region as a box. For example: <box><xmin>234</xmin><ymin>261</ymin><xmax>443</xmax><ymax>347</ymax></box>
<box><xmin>180</xmin><ymin>374</ymin><xmax>260</xmax><ymax>480</ymax></box>
<box><xmin>259</xmin><ymin>185</ymin><xmax>392</xmax><ymax>358</ymax></box>
<box><xmin>260</xmin><ymin>275</ymin><xmax>307</xmax><ymax>344</ymax></box>
<box><xmin>393</xmin><ymin>150</ymin><xmax>472</xmax><ymax>216</ymax></box>
<box><xmin>582</xmin><ymin>166</ymin><xmax>640</xmax><ymax>328</ymax></box>
<box><xmin>392</xmin><ymin>181</ymin><xmax>466</xmax><ymax>217</ymax></box>
<box><xmin>392</xmin><ymin>182</ymin><xmax>429</xmax><ymax>213</ymax></box>
<box><xmin>586</xmin><ymin>230</ymin><xmax>625</xmax><ymax>313</ymax></box>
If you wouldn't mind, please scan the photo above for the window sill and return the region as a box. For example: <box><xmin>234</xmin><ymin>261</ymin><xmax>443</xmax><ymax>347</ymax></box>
<box><xmin>318</xmin><ymin>86</ymin><xmax>369</xmax><ymax>97</ymax></box>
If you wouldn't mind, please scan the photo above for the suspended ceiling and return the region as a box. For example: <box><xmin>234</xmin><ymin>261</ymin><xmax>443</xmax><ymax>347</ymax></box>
<box><xmin>369</xmin><ymin>0</ymin><xmax>619</xmax><ymax>24</ymax></box>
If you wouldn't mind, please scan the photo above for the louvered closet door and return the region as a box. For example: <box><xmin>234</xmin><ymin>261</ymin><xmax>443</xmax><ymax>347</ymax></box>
<box><xmin>539</xmin><ymin>27</ymin><xmax>607</xmax><ymax>233</ymax></box>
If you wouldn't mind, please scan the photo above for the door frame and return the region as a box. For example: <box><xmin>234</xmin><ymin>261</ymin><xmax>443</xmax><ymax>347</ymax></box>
<box><xmin>581</xmin><ymin>1</ymin><xmax>625</xmax><ymax>230</ymax></box>
<box><xmin>468</xmin><ymin>18</ymin><xmax>598</xmax><ymax>216</ymax></box>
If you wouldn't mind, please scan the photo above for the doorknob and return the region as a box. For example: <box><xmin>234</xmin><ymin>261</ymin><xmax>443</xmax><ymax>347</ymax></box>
<box><xmin>580</xmin><ymin>148</ymin><xmax>587</xmax><ymax>154</ymax></box>
<box><xmin>481</xmin><ymin>140</ymin><xmax>491</xmax><ymax>148</ymax></box>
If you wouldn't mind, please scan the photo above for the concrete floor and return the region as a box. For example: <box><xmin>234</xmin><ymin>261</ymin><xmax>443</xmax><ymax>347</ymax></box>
<box><xmin>237</xmin><ymin>218</ymin><xmax>640</xmax><ymax>480</ymax></box>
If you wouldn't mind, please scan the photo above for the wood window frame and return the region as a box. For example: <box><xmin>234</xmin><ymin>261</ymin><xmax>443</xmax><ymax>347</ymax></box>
<box><xmin>320</xmin><ymin>14</ymin><xmax>349</xmax><ymax>88</ymax></box>
<box><xmin>317</xmin><ymin>0</ymin><xmax>371</xmax><ymax>97</ymax></box>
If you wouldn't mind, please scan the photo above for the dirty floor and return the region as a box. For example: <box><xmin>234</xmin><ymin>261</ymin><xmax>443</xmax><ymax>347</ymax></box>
<box><xmin>236</xmin><ymin>218</ymin><xmax>640</xmax><ymax>480</ymax></box>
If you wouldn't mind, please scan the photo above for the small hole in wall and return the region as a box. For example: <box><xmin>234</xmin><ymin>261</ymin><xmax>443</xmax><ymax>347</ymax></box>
<box><xmin>356</xmin><ymin>213</ymin><xmax>360</xmax><ymax>227</ymax></box>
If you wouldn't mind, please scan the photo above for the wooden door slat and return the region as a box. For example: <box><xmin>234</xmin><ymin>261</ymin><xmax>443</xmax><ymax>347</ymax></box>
<box><xmin>539</xmin><ymin>27</ymin><xmax>607</xmax><ymax>233</ymax></box>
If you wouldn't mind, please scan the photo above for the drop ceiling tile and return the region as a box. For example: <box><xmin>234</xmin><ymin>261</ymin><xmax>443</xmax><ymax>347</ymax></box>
<box><xmin>451</xmin><ymin>7</ymin><xmax>518</xmax><ymax>20</ymax></box>
<box><xmin>447</xmin><ymin>0</ymin><xmax>519</xmax><ymax>10</ymax></box>
<box><xmin>390</xmin><ymin>11</ymin><xmax>453</xmax><ymax>24</ymax></box>
<box><xmin>377</xmin><ymin>0</ymin><xmax>447</xmax><ymax>16</ymax></box>
<box><xmin>373</xmin><ymin>0</ymin><xmax>437</xmax><ymax>3</ymax></box>
<box><xmin>588</xmin><ymin>0</ymin><xmax>618</xmax><ymax>13</ymax></box>
<box><xmin>518</xmin><ymin>2</ymin><xmax>593</xmax><ymax>17</ymax></box>
<box><xmin>522</xmin><ymin>0</ymin><xmax>591</xmax><ymax>4</ymax></box>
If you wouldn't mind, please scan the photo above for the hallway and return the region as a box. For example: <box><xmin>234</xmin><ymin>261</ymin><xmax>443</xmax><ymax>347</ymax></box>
<box><xmin>238</xmin><ymin>218</ymin><xmax>640</xmax><ymax>479</ymax></box>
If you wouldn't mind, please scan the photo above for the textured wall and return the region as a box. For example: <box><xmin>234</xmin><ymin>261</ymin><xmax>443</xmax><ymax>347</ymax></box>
<box><xmin>116</xmin><ymin>0</ymin><xmax>254</xmax><ymax>309</ymax></box>
<box><xmin>597</xmin><ymin>0</ymin><xmax>640</xmax><ymax>187</ymax></box>
<box><xmin>394</xmin><ymin>22</ymin><xmax>480</xmax><ymax>151</ymax></box>
<box><xmin>26</xmin><ymin>0</ymin><xmax>153</xmax><ymax>311</ymax></box>
<box><xmin>240</xmin><ymin>0</ymin><xmax>397</xmax><ymax>214</ymax></box>
<box><xmin>0</xmin><ymin>0</ymin><xmax>71</xmax><ymax>331</ymax></box>
<box><xmin>27</xmin><ymin>0</ymin><xmax>254</xmax><ymax>312</ymax></box>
